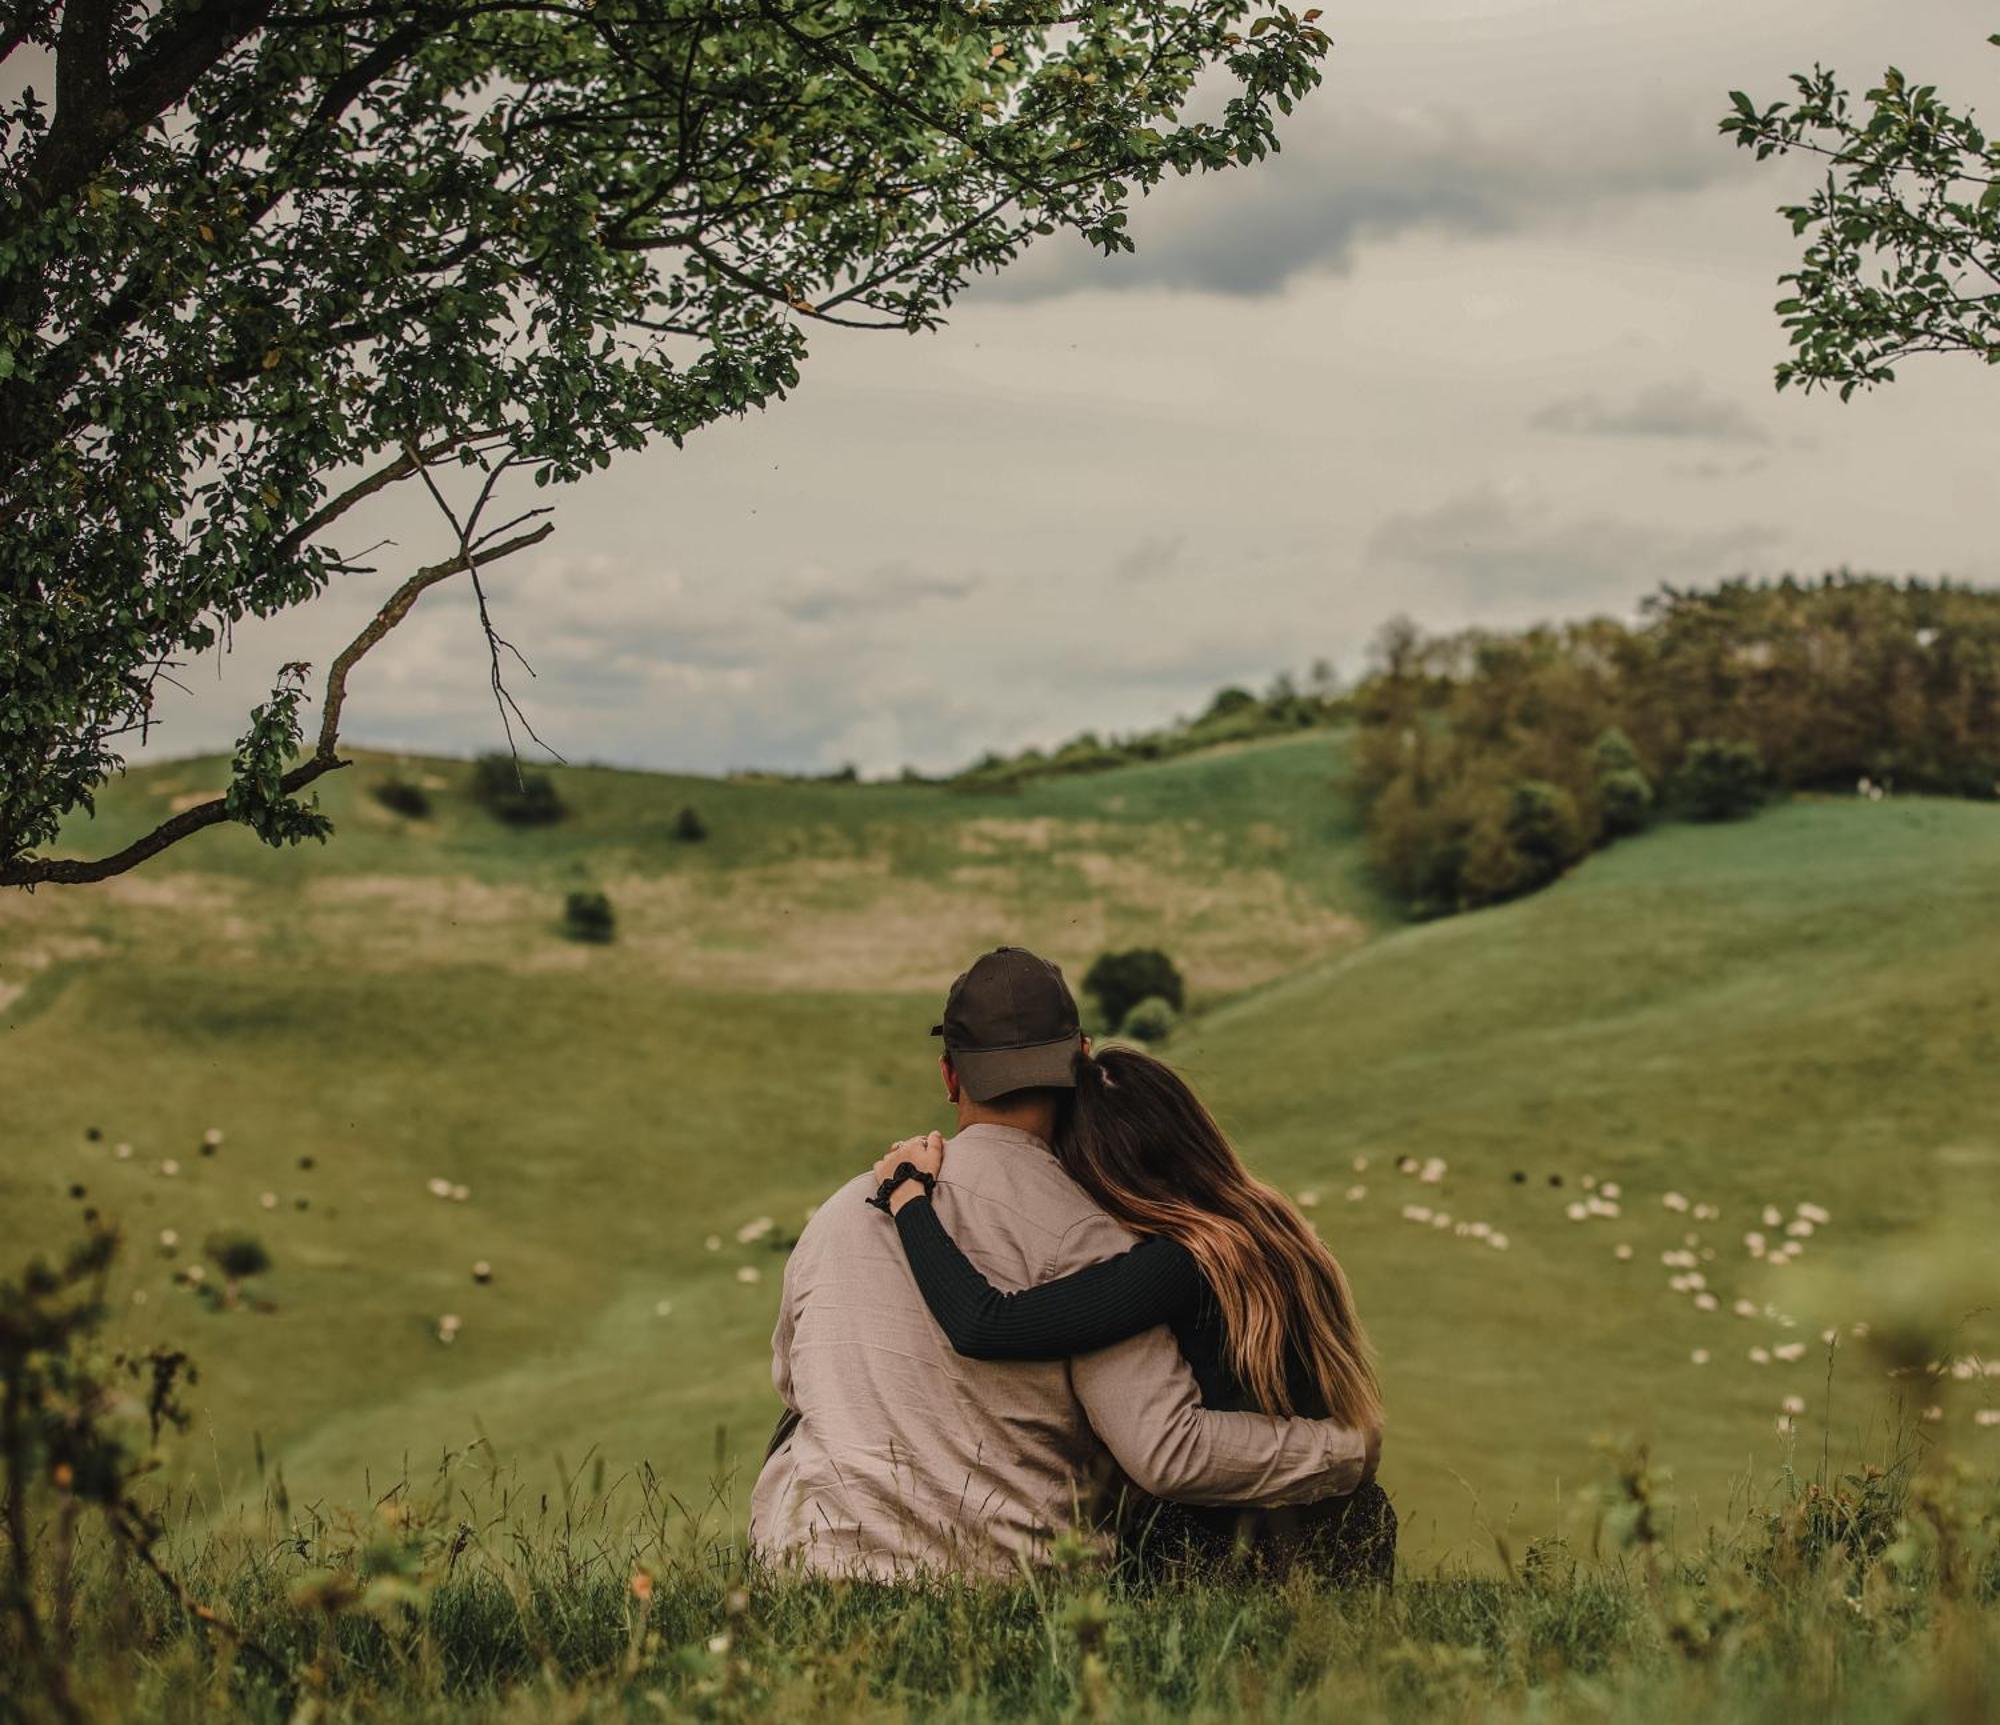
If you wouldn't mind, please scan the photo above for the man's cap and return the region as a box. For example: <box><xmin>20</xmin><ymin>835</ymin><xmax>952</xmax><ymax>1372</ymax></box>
<box><xmin>930</xmin><ymin>946</ymin><xmax>1082</xmax><ymax>1102</ymax></box>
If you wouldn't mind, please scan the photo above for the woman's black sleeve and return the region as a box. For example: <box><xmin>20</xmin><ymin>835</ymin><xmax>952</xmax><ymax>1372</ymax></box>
<box><xmin>891</xmin><ymin>1194</ymin><xmax>1203</xmax><ymax>1360</ymax></box>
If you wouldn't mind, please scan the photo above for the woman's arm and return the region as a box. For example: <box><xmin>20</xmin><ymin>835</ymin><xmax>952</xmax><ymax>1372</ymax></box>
<box><xmin>891</xmin><ymin>1192</ymin><xmax>1204</xmax><ymax>1360</ymax></box>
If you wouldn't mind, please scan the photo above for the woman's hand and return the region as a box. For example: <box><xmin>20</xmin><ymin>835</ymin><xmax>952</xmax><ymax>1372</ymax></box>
<box><xmin>873</xmin><ymin>1131</ymin><xmax>945</xmax><ymax>1213</ymax></box>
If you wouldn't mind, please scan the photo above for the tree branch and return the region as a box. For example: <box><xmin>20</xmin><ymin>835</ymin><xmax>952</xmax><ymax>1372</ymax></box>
<box><xmin>0</xmin><ymin>521</ymin><xmax>554</xmax><ymax>888</ymax></box>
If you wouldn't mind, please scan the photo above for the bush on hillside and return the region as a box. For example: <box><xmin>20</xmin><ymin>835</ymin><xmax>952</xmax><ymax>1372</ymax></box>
<box><xmin>1677</xmin><ymin>738</ymin><xmax>1767</xmax><ymax>822</ymax></box>
<box><xmin>1504</xmin><ymin>779</ymin><xmax>1588</xmax><ymax>890</ymax></box>
<box><xmin>205</xmin><ymin>1231</ymin><xmax>272</xmax><ymax>1282</ymax></box>
<box><xmin>1118</xmin><ymin>996</ymin><xmax>1178</xmax><ymax>1044</ymax></box>
<box><xmin>372</xmin><ymin>776</ymin><xmax>431</xmax><ymax>819</ymax></box>
<box><xmin>472</xmin><ymin>754</ymin><xmax>565</xmax><ymax>826</ymax></box>
<box><xmin>1597</xmin><ymin>767</ymin><xmax>1655</xmax><ymax>839</ymax></box>
<box><xmin>673</xmin><ymin>805</ymin><xmax>708</xmax><ymax>843</ymax></box>
<box><xmin>563</xmin><ymin>889</ymin><xmax>616</xmax><ymax>943</ymax></box>
<box><xmin>1084</xmin><ymin>948</ymin><xmax>1185</xmax><ymax>1033</ymax></box>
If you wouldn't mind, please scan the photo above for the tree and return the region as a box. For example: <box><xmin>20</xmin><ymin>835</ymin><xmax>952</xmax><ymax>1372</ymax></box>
<box><xmin>1084</xmin><ymin>947</ymin><xmax>1185</xmax><ymax>1032</ymax></box>
<box><xmin>1</xmin><ymin>1</ymin><xmax>1330</xmax><ymax>888</ymax></box>
<box><xmin>1722</xmin><ymin>39</ymin><xmax>2000</xmax><ymax>398</ymax></box>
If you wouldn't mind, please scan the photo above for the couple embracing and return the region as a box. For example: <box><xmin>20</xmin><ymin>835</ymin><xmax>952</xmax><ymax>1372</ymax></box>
<box><xmin>750</xmin><ymin>945</ymin><xmax>1392</xmax><ymax>1581</ymax></box>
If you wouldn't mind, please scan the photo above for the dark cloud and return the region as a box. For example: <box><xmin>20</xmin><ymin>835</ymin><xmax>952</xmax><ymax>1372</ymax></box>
<box><xmin>992</xmin><ymin>102</ymin><xmax>1732</xmax><ymax>300</ymax></box>
<box><xmin>1368</xmin><ymin>487</ymin><xmax>1781</xmax><ymax>605</ymax></box>
<box><xmin>1532</xmin><ymin>378</ymin><xmax>1772</xmax><ymax>445</ymax></box>
<box><xmin>773</xmin><ymin>562</ymin><xmax>982</xmax><ymax>623</ymax></box>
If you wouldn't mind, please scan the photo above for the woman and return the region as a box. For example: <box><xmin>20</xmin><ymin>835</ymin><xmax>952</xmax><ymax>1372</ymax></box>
<box><xmin>871</xmin><ymin>1043</ymin><xmax>1392</xmax><ymax>1581</ymax></box>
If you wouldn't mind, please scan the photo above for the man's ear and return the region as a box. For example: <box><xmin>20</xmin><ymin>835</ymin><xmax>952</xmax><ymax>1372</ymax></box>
<box><xmin>939</xmin><ymin>1054</ymin><xmax>962</xmax><ymax>1104</ymax></box>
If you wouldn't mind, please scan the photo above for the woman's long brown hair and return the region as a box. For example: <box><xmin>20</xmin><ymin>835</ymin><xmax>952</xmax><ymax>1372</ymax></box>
<box><xmin>1056</xmin><ymin>1045</ymin><xmax>1381</xmax><ymax>1428</ymax></box>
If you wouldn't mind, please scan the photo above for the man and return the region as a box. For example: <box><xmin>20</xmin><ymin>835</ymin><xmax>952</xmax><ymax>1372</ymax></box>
<box><xmin>749</xmin><ymin>945</ymin><xmax>1375</xmax><ymax>1578</ymax></box>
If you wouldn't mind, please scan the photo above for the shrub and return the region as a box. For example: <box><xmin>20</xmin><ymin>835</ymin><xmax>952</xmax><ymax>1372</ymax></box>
<box><xmin>673</xmin><ymin>805</ymin><xmax>708</xmax><ymax>843</ymax></box>
<box><xmin>1084</xmin><ymin>948</ymin><xmax>1185</xmax><ymax>1032</ymax></box>
<box><xmin>1597</xmin><ymin>767</ymin><xmax>1655</xmax><ymax>838</ymax></box>
<box><xmin>1677</xmin><ymin>738</ymin><xmax>1767</xmax><ymax>822</ymax></box>
<box><xmin>1504</xmin><ymin>780</ymin><xmax>1587</xmax><ymax>890</ymax></box>
<box><xmin>205</xmin><ymin>1231</ymin><xmax>271</xmax><ymax>1281</ymax></box>
<box><xmin>563</xmin><ymin>889</ymin><xmax>616</xmax><ymax>943</ymax></box>
<box><xmin>1118</xmin><ymin>996</ymin><xmax>1178</xmax><ymax>1044</ymax></box>
<box><xmin>372</xmin><ymin>776</ymin><xmax>431</xmax><ymax>819</ymax></box>
<box><xmin>471</xmin><ymin>753</ymin><xmax>565</xmax><ymax>826</ymax></box>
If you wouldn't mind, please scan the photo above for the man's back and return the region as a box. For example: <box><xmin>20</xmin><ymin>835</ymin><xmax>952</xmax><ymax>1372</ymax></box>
<box><xmin>749</xmin><ymin>1123</ymin><xmax>1371</xmax><ymax>1578</ymax></box>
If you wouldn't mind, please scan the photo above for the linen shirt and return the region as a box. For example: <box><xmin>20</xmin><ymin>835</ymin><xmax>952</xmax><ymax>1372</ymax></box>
<box><xmin>748</xmin><ymin>1122</ymin><xmax>1372</xmax><ymax>1578</ymax></box>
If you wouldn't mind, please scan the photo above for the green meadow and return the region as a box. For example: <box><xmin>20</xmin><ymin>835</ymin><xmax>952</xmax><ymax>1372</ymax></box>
<box><xmin>3</xmin><ymin>730</ymin><xmax>1997</xmax><ymax>1572</ymax></box>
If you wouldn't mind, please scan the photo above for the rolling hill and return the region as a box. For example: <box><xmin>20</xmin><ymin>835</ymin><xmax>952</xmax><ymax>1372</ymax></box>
<box><xmin>2</xmin><ymin>732</ymin><xmax>1995</xmax><ymax>1564</ymax></box>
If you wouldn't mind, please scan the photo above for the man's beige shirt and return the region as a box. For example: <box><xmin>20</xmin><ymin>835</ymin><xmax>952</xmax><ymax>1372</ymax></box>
<box><xmin>749</xmin><ymin>1123</ymin><xmax>1371</xmax><ymax>1578</ymax></box>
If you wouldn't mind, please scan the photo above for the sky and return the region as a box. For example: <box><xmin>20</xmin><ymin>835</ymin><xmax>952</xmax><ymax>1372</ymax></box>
<box><xmin>114</xmin><ymin>0</ymin><xmax>2000</xmax><ymax>778</ymax></box>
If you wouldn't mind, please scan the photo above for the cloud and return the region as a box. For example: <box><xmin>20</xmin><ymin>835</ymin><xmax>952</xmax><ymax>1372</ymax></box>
<box><xmin>772</xmin><ymin>562</ymin><xmax>982</xmax><ymax>623</ymax></box>
<box><xmin>1109</xmin><ymin>533</ymin><xmax>1186</xmax><ymax>583</ymax></box>
<box><xmin>992</xmin><ymin>100</ymin><xmax>1731</xmax><ymax>300</ymax></box>
<box><xmin>1532</xmin><ymin>377</ymin><xmax>1772</xmax><ymax>445</ymax></box>
<box><xmin>1368</xmin><ymin>487</ymin><xmax>1781</xmax><ymax>606</ymax></box>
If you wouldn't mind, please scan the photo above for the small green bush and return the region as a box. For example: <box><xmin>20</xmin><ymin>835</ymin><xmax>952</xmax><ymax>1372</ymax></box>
<box><xmin>372</xmin><ymin>776</ymin><xmax>431</xmax><ymax>819</ymax></box>
<box><xmin>1597</xmin><ymin>767</ymin><xmax>1655</xmax><ymax>838</ymax></box>
<box><xmin>1504</xmin><ymin>779</ymin><xmax>1587</xmax><ymax>889</ymax></box>
<box><xmin>205</xmin><ymin>1231</ymin><xmax>271</xmax><ymax>1281</ymax></box>
<box><xmin>471</xmin><ymin>754</ymin><xmax>565</xmax><ymax>826</ymax></box>
<box><xmin>1677</xmin><ymin>738</ymin><xmax>1766</xmax><ymax>822</ymax></box>
<box><xmin>1084</xmin><ymin>948</ymin><xmax>1185</xmax><ymax>1033</ymax></box>
<box><xmin>563</xmin><ymin>889</ymin><xmax>616</xmax><ymax>943</ymax></box>
<box><xmin>672</xmin><ymin>805</ymin><xmax>708</xmax><ymax>843</ymax></box>
<box><xmin>1118</xmin><ymin>996</ymin><xmax>1178</xmax><ymax>1044</ymax></box>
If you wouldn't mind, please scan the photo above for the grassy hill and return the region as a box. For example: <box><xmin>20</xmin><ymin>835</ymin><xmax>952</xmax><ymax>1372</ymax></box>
<box><xmin>2</xmin><ymin>732</ymin><xmax>1996</xmax><ymax>1565</ymax></box>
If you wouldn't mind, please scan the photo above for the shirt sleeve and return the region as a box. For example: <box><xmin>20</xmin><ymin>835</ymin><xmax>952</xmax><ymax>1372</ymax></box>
<box><xmin>1056</xmin><ymin>1213</ymin><xmax>1376</xmax><ymax>1508</ymax></box>
<box><xmin>892</xmin><ymin>1193</ymin><xmax>1203</xmax><ymax>1361</ymax></box>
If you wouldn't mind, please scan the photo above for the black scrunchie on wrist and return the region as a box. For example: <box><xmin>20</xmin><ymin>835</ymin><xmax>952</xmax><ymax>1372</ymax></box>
<box><xmin>866</xmin><ymin>1161</ymin><xmax>937</xmax><ymax>1214</ymax></box>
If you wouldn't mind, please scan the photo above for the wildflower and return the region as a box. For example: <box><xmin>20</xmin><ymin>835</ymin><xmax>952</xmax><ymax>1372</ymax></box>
<box><xmin>630</xmin><ymin>1570</ymin><xmax>654</xmax><ymax>1602</ymax></box>
<box><xmin>160</xmin><ymin>1159</ymin><xmax>180</xmax><ymax>1177</ymax></box>
<box><xmin>1345</xmin><ymin>1185</ymin><xmax>1367</xmax><ymax>1203</ymax></box>
<box><xmin>654</xmin><ymin>1300</ymin><xmax>674</xmax><ymax>1318</ymax></box>
<box><xmin>1781</xmin><ymin>1394</ymin><xmax>1806</xmax><ymax>1416</ymax></box>
<box><xmin>1821</xmin><ymin>1328</ymin><xmax>1839</xmax><ymax>1345</ymax></box>
<box><xmin>735</xmin><ymin>1216</ymin><xmax>775</xmax><ymax>1245</ymax></box>
<box><xmin>1690</xmin><ymin>1348</ymin><xmax>1711</xmax><ymax>1365</ymax></box>
<box><xmin>735</xmin><ymin>1265</ymin><xmax>761</xmax><ymax>1284</ymax></box>
<box><xmin>1776</xmin><ymin>1415</ymin><xmax>1795</xmax><ymax>1435</ymax></box>
<box><xmin>707</xmin><ymin>1633</ymin><xmax>732</xmax><ymax>1656</ymax></box>
<box><xmin>1614</xmin><ymin>1243</ymin><xmax>1634</xmax><ymax>1261</ymax></box>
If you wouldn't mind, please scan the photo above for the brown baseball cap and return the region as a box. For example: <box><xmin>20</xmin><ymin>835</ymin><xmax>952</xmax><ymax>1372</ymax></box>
<box><xmin>930</xmin><ymin>946</ymin><xmax>1083</xmax><ymax>1102</ymax></box>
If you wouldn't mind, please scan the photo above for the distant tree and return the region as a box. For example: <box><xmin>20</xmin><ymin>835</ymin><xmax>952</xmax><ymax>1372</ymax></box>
<box><xmin>1200</xmin><ymin>687</ymin><xmax>1260</xmax><ymax>724</ymax></box>
<box><xmin>1723</xmin><ymin>40</ymin><xmax>2000</xmax><ymax>397</ymax></box>
<box><xmin>471</xmin><ymin>755</ymin><xmax>564</xmax><ymax>827</ymax></box>
<box><xmin>672</xmin><ymin>805</ymin><xmax>708</xmax><ymax>843</ymax></box>
<box><xmin>1085</xmin><ymin>948</ymin><xmax>1185</xmax><ymax>1033</ymax></box>
<box><xmin>1118</xmin><ymin>996</ymin><xmax>1179</xmax><ymax>1044</ymax></box>
<box><xmin>563</xmin><ymin>889</ymin><xmax>617</xmax><ymax>943</ymax></box>
<box><xmin>1677</xmin><ymin>739</ymin><xmax>1768</xmax><ymax>823</ymax></box>
<box><xmin>1592</xmin><ymin>729</ymin><xmax>1654</xmax><ymax>838</ymax></box>
<box><xmin>0</xmin><ymin>2</ymin><xmax>1332</xmax><ymax>889</ymax></box>
<box><xmin>1504</xmin><ymin>780</ymin><xmax>1587</xmax><ymax>890</ymax></box>
<box><xmin>372</xmin><ymin>777</ymin><xmax>432</xmax><ymax>820</ymax></box>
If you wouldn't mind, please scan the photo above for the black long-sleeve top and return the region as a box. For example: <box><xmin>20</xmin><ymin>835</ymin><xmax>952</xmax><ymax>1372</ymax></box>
<box><xmin>891</xmin><ymin>1193</ymin><xmax>1326</xmax><ymax>1419</ymax></box>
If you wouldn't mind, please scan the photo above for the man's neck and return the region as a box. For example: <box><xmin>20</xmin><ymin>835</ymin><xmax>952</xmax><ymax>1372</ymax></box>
<box><xmin>955</xmin><ymin>1096</ymin><xmax>1059</xmax><ymax>1145</ymax></box>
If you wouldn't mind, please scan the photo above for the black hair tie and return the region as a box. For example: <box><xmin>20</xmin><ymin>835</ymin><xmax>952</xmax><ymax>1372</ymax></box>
<box><xmin>867</xmin><ymin>1161</ymin><xmax>937</xmax><ymax>1213</ymax></box>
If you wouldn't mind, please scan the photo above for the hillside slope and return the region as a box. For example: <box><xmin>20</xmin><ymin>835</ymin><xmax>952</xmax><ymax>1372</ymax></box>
<box><xmin>3</xmin><ymin>741</ymin><xmax>1996</xmax><ymax>1562</ymax></box>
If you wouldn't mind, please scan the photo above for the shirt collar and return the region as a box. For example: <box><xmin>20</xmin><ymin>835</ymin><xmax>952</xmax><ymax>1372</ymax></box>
<box><xmin>950</xmin><ymin>1121</ymin><xmax>1053</xmax><ymax>1155</ymax></box>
